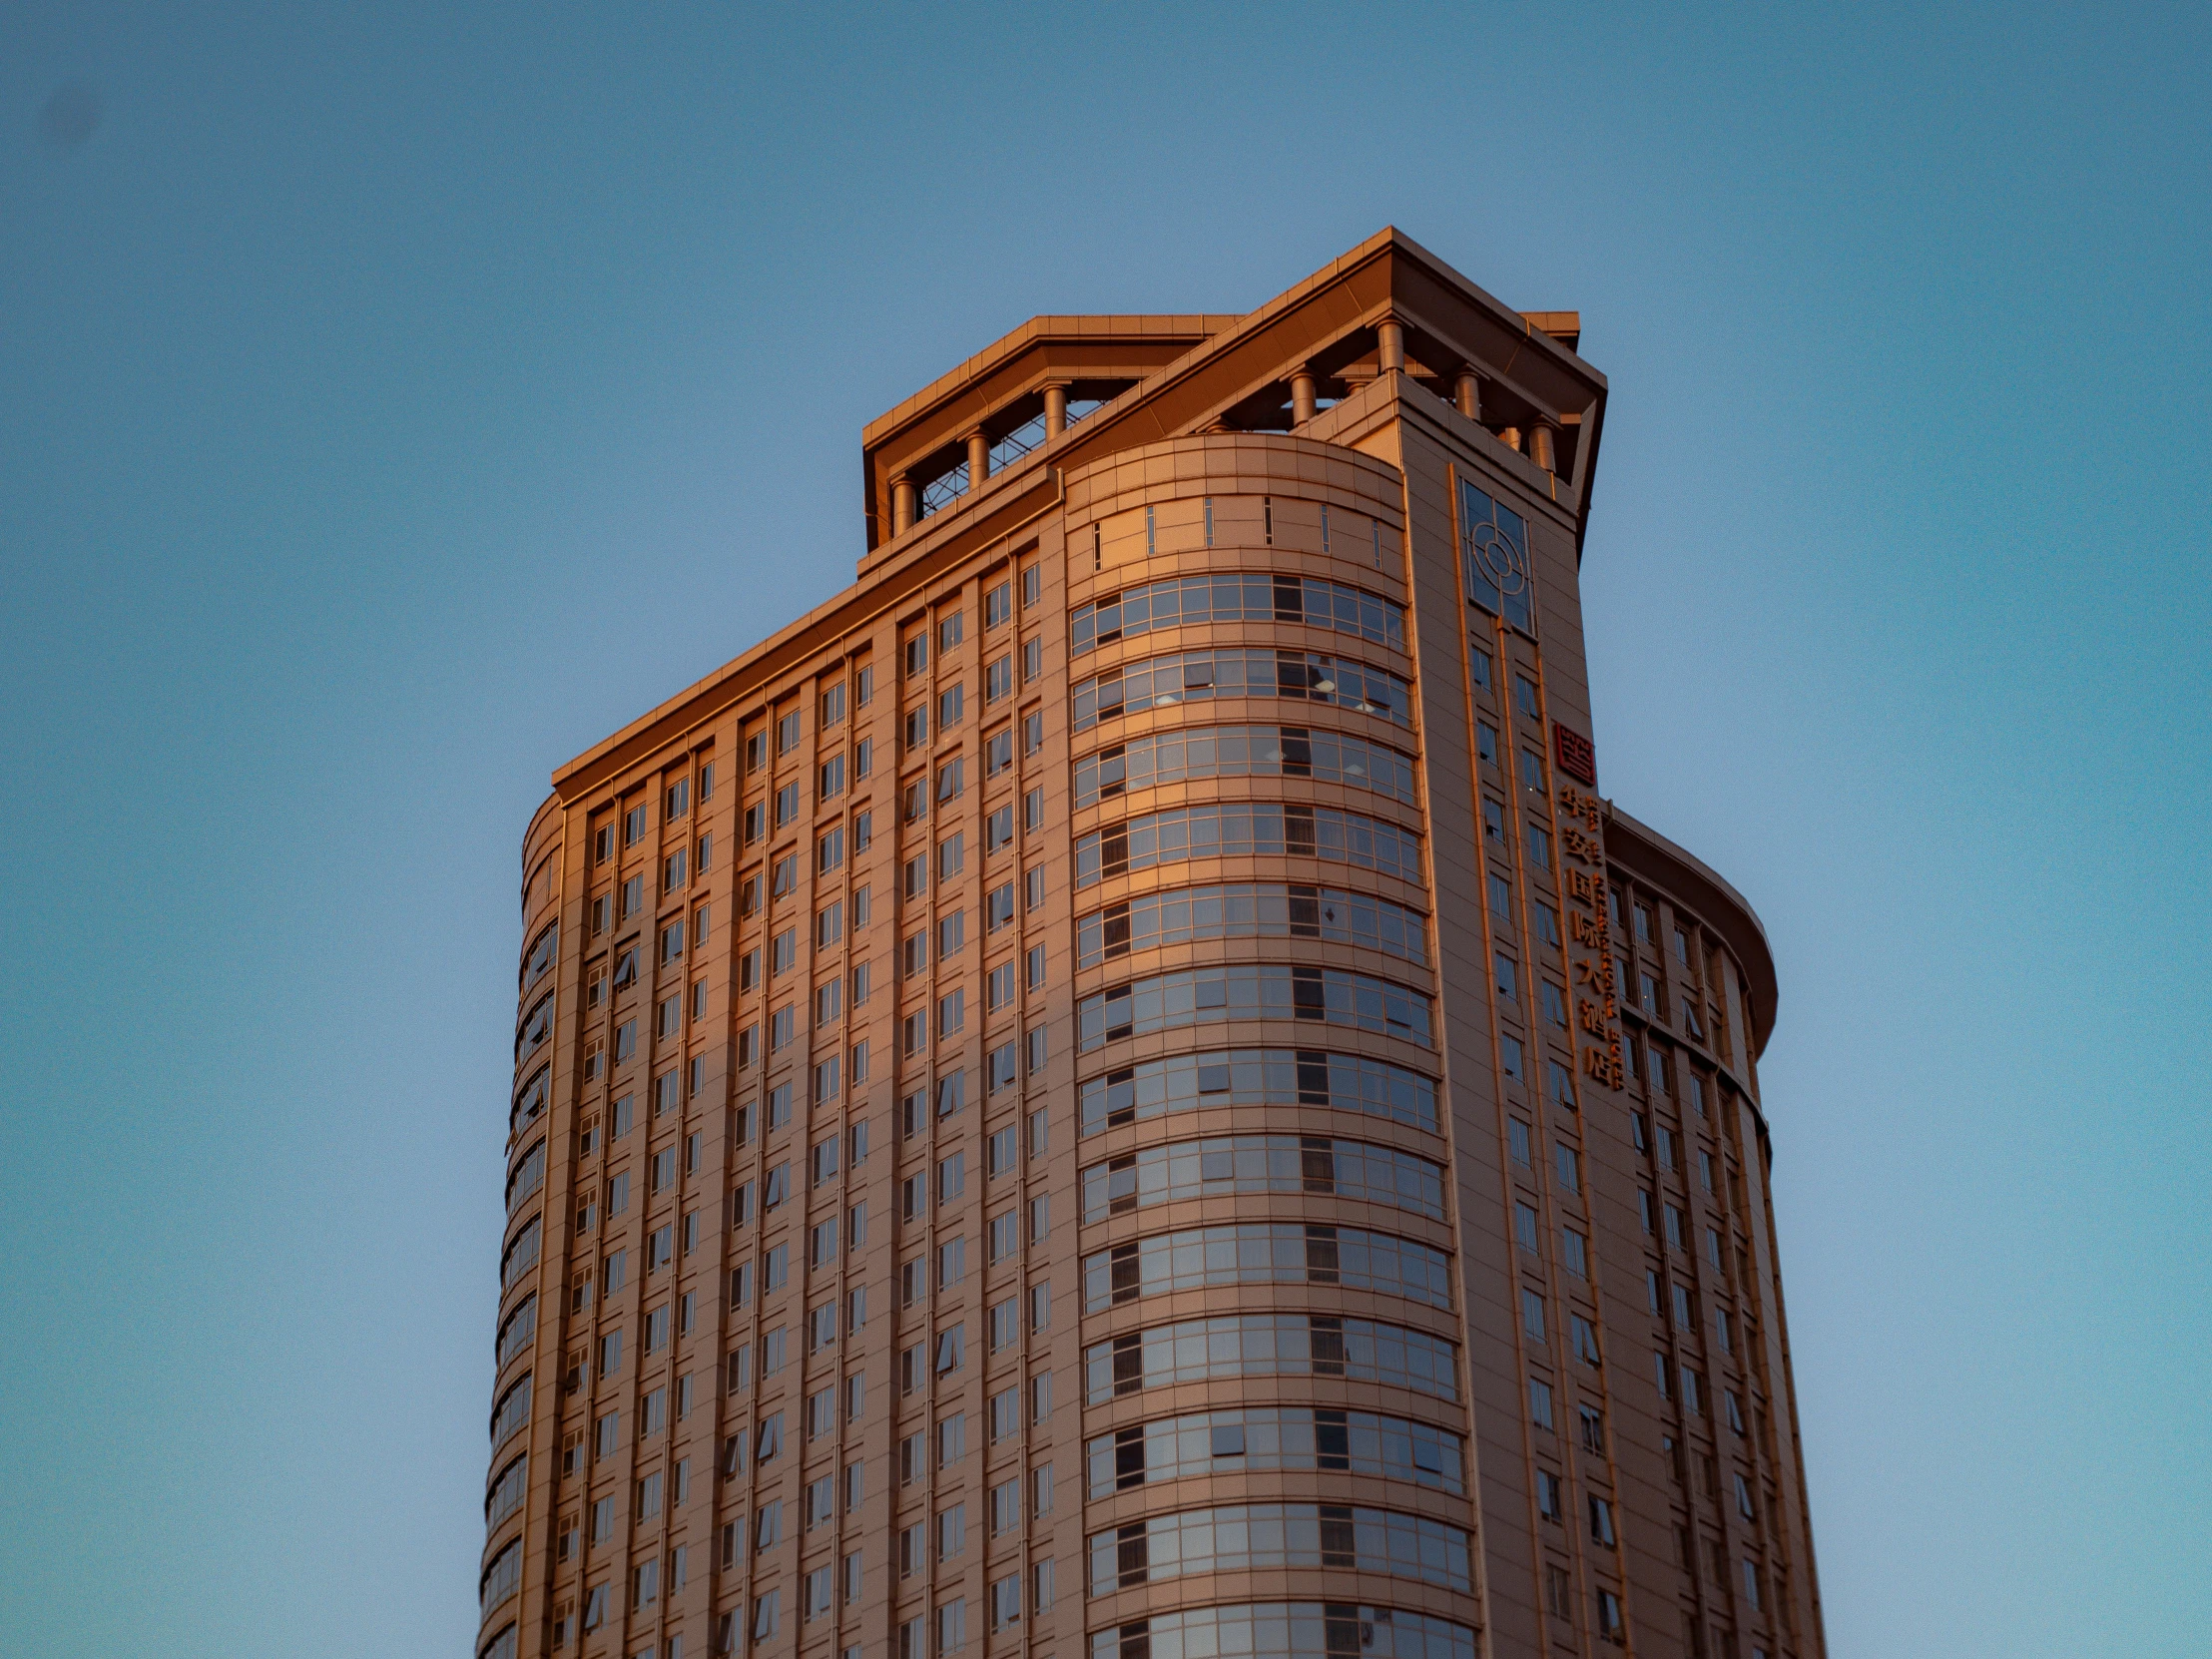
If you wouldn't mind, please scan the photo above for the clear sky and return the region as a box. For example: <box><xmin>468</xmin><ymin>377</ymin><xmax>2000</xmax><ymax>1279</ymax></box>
<box><xmin>2</xmin><ymin>4</ymin><xmax>2206</xmax><ymax>1655</ymax></box>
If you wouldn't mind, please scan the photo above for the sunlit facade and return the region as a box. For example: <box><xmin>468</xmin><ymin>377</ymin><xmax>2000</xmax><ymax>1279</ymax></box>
<box><xmin>484</xmin><ymin>230</ymin><xmax>1826</xmax><ymax>1659</ymax></box>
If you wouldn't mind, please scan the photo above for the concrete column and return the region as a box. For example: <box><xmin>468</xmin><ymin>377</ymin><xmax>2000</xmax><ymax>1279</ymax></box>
<box><xmin>1529</xmin><ymin>418</ymin><xmax>1558</xmax><ymax>474</ymax></box>
<box><xmin>1455</xmin><ymin>370</ymin><xmax>1481</xmax><ymax>421</ymax></box>
<box><xmin>1497</xmin><ymin>425</ymin><xmax>1523</xmax><ymax>454</ymax></box>
<box><xmin>1377</xmin><ymin>318</ymin><xmax>1405</xmax><ymax>372</ymax></box>
<box><xmin>966</xmin><ymin>429</ymin><xmax>990</xmax><ymax>490</ymax></box>
<box><xmin>892</xmin><ymin>476</ymin><xmax>915</xmax><ymax>535</ymax></box>
<box><xmin>1290</xmin><ymin>368</ymin><xmax>1318</xmax><ymax>425</ymax></box>
<box><xmin>1043</xmin><ymin>383</ymin><xmax>1068</xmax><ymax>437</ymax></box>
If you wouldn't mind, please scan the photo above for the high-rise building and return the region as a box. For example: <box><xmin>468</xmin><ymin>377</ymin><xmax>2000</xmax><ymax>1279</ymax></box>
<box><xmin>485</xmin><ymin>230</ymin><xmax>1826</xmax><ymax>1659</ymax></box>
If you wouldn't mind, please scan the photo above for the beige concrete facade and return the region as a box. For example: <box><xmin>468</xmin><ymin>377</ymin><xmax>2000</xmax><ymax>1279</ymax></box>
<box><xmin>483</xmin><ymin>229</ymin><xmax>1826</xmax><ymax>1659</ymax></box>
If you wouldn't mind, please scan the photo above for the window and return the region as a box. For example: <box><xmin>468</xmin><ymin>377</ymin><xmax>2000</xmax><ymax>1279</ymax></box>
<box><xmin>1459</xmin><ymin>478</ymin><xmax>1533</xmax><ymax>631</ymax></box>
<box><xmin>1572</xmin><ymin>1315</ymin><xmax>1601</xmax><ymax>1367</ymax></box>
<box><xmin>938</xmin><ymin>683</ymin><xmax>964</xmax><ymax>729</ymax></box>
<box><xmin>1537</xmin><ymin>1468</ymin><xmax>1563</xmax><ymax>1521</ymax></box>
<box><xmin>1549</xmin><ymin>1059</ymin><xmax>1577</xmax><ymax>1109</ymax></box>
<box><xmin>1596</xmin><ymin>1588</ymin><xmax>1623</xmax><ymax>1642</ymax></box>
<box><xmin>1528</xmin><ymin>1379</ymin><xmax>1554</xmax><ymax>1429</ymax></box>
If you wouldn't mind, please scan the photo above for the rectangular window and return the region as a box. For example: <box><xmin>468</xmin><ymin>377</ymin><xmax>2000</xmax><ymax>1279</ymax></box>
<box><xmin>1522</xmin><ymin>1288</ymin><xmax>1546</xmax><ymax>1341</ymax></box>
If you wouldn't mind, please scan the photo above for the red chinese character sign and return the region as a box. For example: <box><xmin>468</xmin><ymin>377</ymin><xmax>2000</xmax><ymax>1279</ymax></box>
<box><xmin>1552</xmin><ymin>722</ymin><xmax>1596</xmax><ymax>788</ymax></box>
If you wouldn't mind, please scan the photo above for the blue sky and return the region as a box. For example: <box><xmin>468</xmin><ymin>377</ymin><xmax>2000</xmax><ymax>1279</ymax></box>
<box><xmin>2</xmin><ymin>4</ymin><xmax>2206</xmax><ymax>1655</ymax></box>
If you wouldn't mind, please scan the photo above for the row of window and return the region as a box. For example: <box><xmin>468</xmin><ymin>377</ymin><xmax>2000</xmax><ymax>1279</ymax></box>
<box><xmin>1081</xmin><ymin>1134</ymin><xmax>1445</xmax><ymax>1223</ymax></box>
<box><xmin>1078</xmin><ymin>963</ymin><xmax>1431</xmax><ymax>1053</ymax></box>
<box><xmin>1076</xmin><ymin>801</ymin><xmax>1422</xmax><ymax>888</ymax></box>
<box><xmin>1077</xmin><ymin>882</ymin><xmax>1427</xmax><ymax>970</ymax></box>
<box><xmin>1089</xmin><ymin>1503</ymin><xmax>1470</xmax><ymax>1595</ymax></box>
<box><xmin>1083</xmin><ymin>1223</ymin><xmax>1453</xmax><ymax>1314</ymax></box>
<box><xmin>898</xmin><ymin>684</ymin><xmax>1042</xmax><ymax>755</ymax></box>
<box><xmin>1087</xmin><ymin>1407</ymin><xmax>1463</xmax><ymax>1498</ymax></box>
<box><xmin>743</xmin><ymin>667</ymin><xmax>877</xmax><ymax>774</ymax></box>
<box><xmin>1072</xmin><ymin>574</ymin><xmax>1406</xmax><ymax>656</ymax></box>
<box><xmin>1072</xmin><ymin>646</ymin><xmax>1411</xmax><ymax>731</ymax></box>
<box><xmin>594</xmin><ymin>762</ymin><xmax>720</xmax><ymax>865</ymax></box>
<box><xmin>1075</xmin><ymin>724</ymin><xmax>1419</xmax><ymax>811</ymax></box>
<box><xmin>1079</xmin><ymin>1047</ymin><xmax>1438</xmax><ymax>1135</ymax></box>
<box><xmin>1085</xmin><ymin>1313</ymin><xmax>1457</xmax><ymax>1403</ymax></box>
<box><xmin>1094</xmin><ymin>1603</ymin><xmax>1476</xmax><ymax>1659</ymax></box>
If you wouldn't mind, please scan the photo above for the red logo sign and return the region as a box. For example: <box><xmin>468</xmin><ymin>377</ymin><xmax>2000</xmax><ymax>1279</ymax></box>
<box><xmin>1552</xmin><ymin>723</ymin><xmax>1597</xmax><ymax>787</ymax></box>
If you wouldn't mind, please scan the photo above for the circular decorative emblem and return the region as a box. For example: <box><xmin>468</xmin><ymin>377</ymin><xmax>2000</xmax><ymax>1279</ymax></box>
<box><xmin>1468</xmin><ymin>521</ymin><xmax>1530</xmax><ymax>597</ymax></box>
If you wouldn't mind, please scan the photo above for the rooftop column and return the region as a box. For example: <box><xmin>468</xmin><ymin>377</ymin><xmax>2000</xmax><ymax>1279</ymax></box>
<box><xmin>1455</xmin><ymin>370</ymin><xmax>1481</xmax><ymax>421</ymax></box>
<box><xmin>1043</xmin><ymin>383</ymin><xmax>1068</xmax><ymax>437</ymax></box>
<box><xmin>1529</xmin><ymin>416</ymin><xmax>1558</xmax><ymax>474</ymax></box>
<box><xmin>1291</xmin><ymin>368</ymin><xmax>1318</xmax><ymax>425</ymax></box>
<box><xmin>892</xmin><ymin>475</ymin><xmax>916</xmax><ymax>535</ymax></box>
<box><xmin>966</xmin><ymin>428</ymin><xmax>990</xmax><ymax>492</ymax></box>
<box><xmin>1377</xmin><ymin>317</ymin><xmax>1405</xmax><ymax>372</ymax></box>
